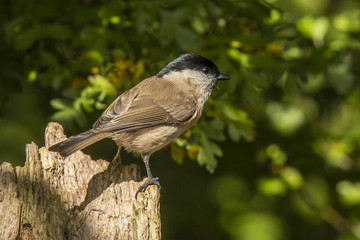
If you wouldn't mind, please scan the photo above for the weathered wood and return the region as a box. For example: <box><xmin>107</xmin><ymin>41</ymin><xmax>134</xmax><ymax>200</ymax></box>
<box><xmin>0</xmin><ymin>122</ymin><xmax>161</xmax><ymax>240</ymax></box>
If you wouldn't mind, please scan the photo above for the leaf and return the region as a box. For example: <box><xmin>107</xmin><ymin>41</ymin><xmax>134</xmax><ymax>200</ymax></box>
<box><xmin>266</xmin><ymin>102</ymin><xmax>306</xmax><ymax>135</ymax></box>
<box><xmin>51</xmin><ymin>107</ymin><xmax>77</xmax><ymax>123</ymax></box>
<box><xmin>336</xmin><ymin>181</ymin><xmax>360</xmax><ymax>206</ymax></box>
<box><xmin>266</xmin><ymin>144</ymin><xmax>287</xmax><ymax>166</ymax></box>
<box><xmin>210</xmin><ymin>116</ymin><xmax>225</xmax><ymax>131</ymax></box>
<box><xmin>88</xmin><ymin>75</ymin><xmax>116</xmax><ymax>99</ymax></box>
<box><xmin>280</xmin><ymin>167</ymin><xmax>304</xmax><ymax>190</ymax></box>
<box><xmin>95</xmin><ymin>101</ymin><xmax>107</xmax><ymax>110</ymax></box>
<box><xmin>191</xmin><ymin>17</ymin><xmax>208</xmax><ymax>34</ymax></box>
<box><xmin>50</xmin><ymin>99</ymin><xmax>69</xmax><ymax>110</ymax></box>
<box><xmin>218</xmin><ymin>102</ymin><xmax>255</xmax><ymax>141</ymax></box>
<box><xmin>186</xmin><ymin>144</ymin><xmax>201</xmax><ymax>160</ymax></box>
<box><xmin>197</xmin><ymin>133</ymin><xmax>221</xmax><ymax>173</ymax></box>
<box><xmin>74</xmin><ymin>97</ymin><xmax>94</xmax><ymax>113</ymax></box>
<box><xmin>228</xmin><ymin>123</ymin><xmax>242</xmax><ymax>142</ymax></box>
<box><xmin>297</xmin><ymin>16</ymin><xmax>329</xmax><ymax>48</ymax></box>
<box><xmin>198</xmin><ymin>146</ymin><xmax>217</xmax><ymax>174</ymax></box>
<box><xmin>205</xmin><ymin>120</ymin><xmax>226</xmax><ymax>141</ymax></box>
<box><xmin>209</xmin><ymin>141</ymin><xmax>223</xmax><ymax>157</ymax></box>
<box><xmin>171</xmin><ymin>143</ymin><xmax>185</xmax><ymax>165</ymax></box>
<box><xmin>258</xmin><ymin>177</ymin><xmax>287</xmax><ymax>196</ymax></box>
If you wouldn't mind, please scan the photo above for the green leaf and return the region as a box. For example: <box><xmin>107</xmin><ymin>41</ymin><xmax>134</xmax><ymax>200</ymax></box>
<box><xmin>95</xmin><ymin>101</ymin><xmax>107</xmax><ymax>110</ymax></box>
<box><xmin>266</xmin><ymin>144</ymin><xmax>287</xmax><ymax>166</ymax></box>
<box><xmin>27</xmin><ymin>70</ymin><xmax>37</xmax><ymax>82</ymax></box>
<box><xmin>218</xmin><ymin>102</ymin><xmax>255</xmax><ymax>141</ymax></box>
<box><xmin>266</xmin><ymin>102</ymin><xmax>306</xmax><ymax>135</ymax></box>
<box><xmin>171</xmin><ymin>143</ymin><xmax>185</xmax><ymax>165</ymax></box>
<box><xmin>280</xmin><ymin>167</ymin><xmax>304</xmax><ymax>189</ymax></box>
<box><xmin>196</xmin><ymin>132</ymin><xmax>222</xmax><ymax>173</ymax></box>
<box><xmin>198</xmin><ymin>146</ymin><xmax>217</xmax><ymax>173</ymax></box>
<box><xmin>74</xmin><ymin>97</ymin><xmax>94</xmax><ymax>113</ymax></box>
<box><xmin>50</xmin><ymin>99</ymin><xmax>69</xmax><ymax>110</ymax></box>
<box><xmin>336</xmin><ymin>181</ymin><xmax>360</xmax><ymax>206</ymax></box>
<box><xmin>258</xmin><ymin>177</ymin><xmax>287</xmax><ymax>196</ymax></box>
<box><xmin>51</xmin><ymin>108</ymin><xmax>77</xmax><ymax>123</ymax></box>
<box><xmin>227</xmin><ymin>124</ymin><xmax>242</xmax><ymax>142</ymax></box>
<box><xmin>192</xmin><ymin>17</ymin><xmax>208</xmax><ymax>34</ymax></box>
<box><xmin>297</xmin><ymin>16</ymin><xmax>329</xmax><ymax>48</ymax></box>
<box><xmin>88</xmin><ymin>75</ymin><xmax>116</xmax><ymax>99</ymax></box>
<box><xmin>209</xmin><ymin>141</ymin><xmax>223</xmax><ymax>157</ymax></box>
<box><xmin>230</xmin><ymin>213</ymin><xmax>284</xmax><ymax>240</ymax></box>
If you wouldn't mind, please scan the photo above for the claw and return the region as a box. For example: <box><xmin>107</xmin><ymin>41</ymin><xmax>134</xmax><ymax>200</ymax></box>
<box><xmin>135</xmin><ymin>177</ymin><xmax>161</xmax><ymax>199</ymax></box>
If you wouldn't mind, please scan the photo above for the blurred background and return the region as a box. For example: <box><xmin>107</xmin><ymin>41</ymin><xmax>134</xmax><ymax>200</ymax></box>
<box><xmin>1</xmin><ymin>0</ymin><xmax>360</xmax><ymax>239</ymax></box>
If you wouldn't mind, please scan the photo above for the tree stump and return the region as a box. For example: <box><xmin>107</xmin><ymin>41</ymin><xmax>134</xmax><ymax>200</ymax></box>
<box><xmin>0</xmin><ymin>122</ymin><xmax>161</xmax><ymax>240</ymax></box>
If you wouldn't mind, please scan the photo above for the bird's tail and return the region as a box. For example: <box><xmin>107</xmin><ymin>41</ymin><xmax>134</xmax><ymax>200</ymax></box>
<box><xmin>48</xmin><ymin>130</ymin><xmax>110</xmax><ymax>157</ymax></box>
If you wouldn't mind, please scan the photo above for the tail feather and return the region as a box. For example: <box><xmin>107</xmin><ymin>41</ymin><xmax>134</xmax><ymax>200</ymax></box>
<box><xmin>48</xmin><ymin>130</ymin><xmax>110</xmax><ymax>157</ymax></box>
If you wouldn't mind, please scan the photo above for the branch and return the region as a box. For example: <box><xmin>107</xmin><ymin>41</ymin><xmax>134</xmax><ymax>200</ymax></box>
<box><xmin>0</xmin><ymin>122</ymin><xmax>161</xmax><ymax>240</ymax></box>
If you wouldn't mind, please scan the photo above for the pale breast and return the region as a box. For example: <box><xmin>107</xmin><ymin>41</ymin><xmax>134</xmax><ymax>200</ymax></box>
<box><xmin>112</xmin><ymin>125</ymin><xmax>184</xmax><ymax>154</ymax></box>
<box><xmin>112</xmin><ymin>111</ymin><xmax>201</xmax><ymax>155</ymax></box>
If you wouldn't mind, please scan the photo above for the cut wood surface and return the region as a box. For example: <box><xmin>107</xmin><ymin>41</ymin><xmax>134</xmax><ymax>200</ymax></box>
<box><xmin>0</xmin><ymin>122</ymin><xmax>161</xmax><ymax>240</ymax></box>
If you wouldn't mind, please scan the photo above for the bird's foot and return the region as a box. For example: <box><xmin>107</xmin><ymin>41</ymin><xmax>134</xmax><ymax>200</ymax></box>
<box><xmin>135</xmin><ymin>177</ymin><xmax>161</xmax><ymax>199</ymax></box>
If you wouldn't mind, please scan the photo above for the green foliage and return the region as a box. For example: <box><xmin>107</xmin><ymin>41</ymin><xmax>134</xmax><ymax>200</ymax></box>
<box><xmin>2</xmin><ymin>0</ymin><xmax>360</xmax><ymax>239</ymax></box>
<box><xmin>50</xmin><ymin>75</ymin><xmax>116</xmax><ymax>129</ymax></box>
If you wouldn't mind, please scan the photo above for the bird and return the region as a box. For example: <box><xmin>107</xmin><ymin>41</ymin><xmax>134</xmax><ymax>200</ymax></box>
<box><xmin>49</xmin><ymin>53</ymin><xmax>229</xmax><ymax>197</ymax></box>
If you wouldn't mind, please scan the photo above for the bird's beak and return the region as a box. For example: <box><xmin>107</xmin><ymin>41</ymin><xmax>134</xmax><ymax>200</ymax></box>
<box><xmin>217</xmin><ymin>73</ymin><xmax>230</xmax><ymax>80</ymax></box>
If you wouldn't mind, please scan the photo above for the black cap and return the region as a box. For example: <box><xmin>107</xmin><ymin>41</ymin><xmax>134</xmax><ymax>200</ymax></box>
<box><xmin>157</xmin><ymin>54</ymin><xmax>230</xmax><ymax>80</ymax></box>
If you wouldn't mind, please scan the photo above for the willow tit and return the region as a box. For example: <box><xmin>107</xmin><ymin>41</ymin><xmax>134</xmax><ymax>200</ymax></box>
<box><xmin>49</xmin><ymin>53</ymin><xmax>229</xmax><ymax>196</ymax></box>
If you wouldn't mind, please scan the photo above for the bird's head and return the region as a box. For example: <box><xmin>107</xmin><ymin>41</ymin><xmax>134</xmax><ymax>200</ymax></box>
<box><xmin>157</xmin><ymin>53</ymin><xmax>229</xmax><ymax>94</ymax></box>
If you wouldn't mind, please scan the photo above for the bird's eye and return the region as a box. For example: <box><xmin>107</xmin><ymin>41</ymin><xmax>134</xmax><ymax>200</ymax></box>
<box><xmin>202</xmin><ymin>67</ymin><xmax>210</xmax><ymax>74</ymax></box>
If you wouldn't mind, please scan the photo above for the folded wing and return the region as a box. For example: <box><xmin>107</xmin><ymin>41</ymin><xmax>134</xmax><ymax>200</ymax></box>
<box><xmin>92</xmin><ymin>77</ymin><xmax>196</xmax><ymax>133</ymax></box>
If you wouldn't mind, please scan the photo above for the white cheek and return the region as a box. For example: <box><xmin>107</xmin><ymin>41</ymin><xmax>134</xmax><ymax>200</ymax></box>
<box><xmin>166</xmin><ymin>69</ymin><xmax>216</xmax><ymax>107</ymax></box>
<box><xmin>190</xmin><ymin>76</ymin><xmax>211</xmax><ymax>88</ymax></box>
<box><xmin>187</xmin><ymin>74</ymin><xmax>215</xmax><ymax>106</ymax></box>
<box><xmin>185</xmin><ymin>71</ymin><xmax>212</xmax><ymax>88</ymax></box>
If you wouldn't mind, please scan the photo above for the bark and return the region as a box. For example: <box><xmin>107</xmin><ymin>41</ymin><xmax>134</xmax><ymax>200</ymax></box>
<box><xmin>0</xmin><ymin>122</ymin><xmax>161</xmax><ymax>240</ymax></box>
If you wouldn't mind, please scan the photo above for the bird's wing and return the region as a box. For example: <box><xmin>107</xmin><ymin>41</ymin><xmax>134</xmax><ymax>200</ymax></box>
<box><xmin>92</xmin><ymin>77</ymin><xmax>196</xmax><ymax>133</ymax></box>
